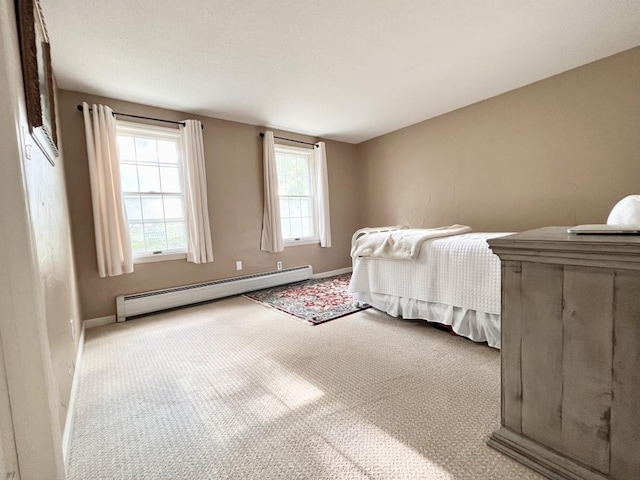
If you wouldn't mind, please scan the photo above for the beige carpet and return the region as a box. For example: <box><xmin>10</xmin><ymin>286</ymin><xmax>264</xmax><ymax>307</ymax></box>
<box><xmin>68</xmin><ymin>296</ymin><xmax>542</xmax><ymax>479</ymax></box>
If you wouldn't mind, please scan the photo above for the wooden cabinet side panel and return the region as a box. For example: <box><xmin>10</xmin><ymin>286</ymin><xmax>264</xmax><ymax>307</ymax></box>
<box><xmin>501</xmin><ymin>261</ymin><xmax>523</xmax><ymax>433</ymax></box>
<box><xmin>561</xmin><ymin>266</ymin><xmax>613</xmax><ymax>474</ymax></box>
<box><xmin>520</xmin><ymin>262</ymin><xmax>564</xmax><ymax>452</ymax></box>
<box><xmin>610</xmin><ymin>270</ymin><xmax>640</xmax><ymax>479</ymax></box>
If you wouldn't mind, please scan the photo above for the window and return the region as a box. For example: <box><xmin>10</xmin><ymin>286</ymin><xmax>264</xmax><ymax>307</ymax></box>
<box><xmin>275</xmin><ymin>144</ymin><xmax>318</xmax><ymax>245</ymax></box>
<box><xmin>116</xmin><ymin>121</ymin><xmax>186</xmax><ymax>260</ymax></box>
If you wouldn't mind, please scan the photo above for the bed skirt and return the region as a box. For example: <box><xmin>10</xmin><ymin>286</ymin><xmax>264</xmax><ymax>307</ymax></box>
<box><xmin>355</xmin><ymin>291</ymin><xmax>501</xmax><ymax>349</ymax></box>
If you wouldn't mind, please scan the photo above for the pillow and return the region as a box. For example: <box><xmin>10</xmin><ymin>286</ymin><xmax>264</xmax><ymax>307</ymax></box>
<box><xmin>607</xmin><ymin>195</ymin><xmax>640</xmax><ymax>225</ymax></box>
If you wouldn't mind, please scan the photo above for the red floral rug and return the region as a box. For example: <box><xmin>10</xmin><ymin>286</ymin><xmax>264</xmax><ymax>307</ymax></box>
<box><xmin>243</xmin><ymin>273</ymin><xmax>369</xmax><ymax>325</ymax></box>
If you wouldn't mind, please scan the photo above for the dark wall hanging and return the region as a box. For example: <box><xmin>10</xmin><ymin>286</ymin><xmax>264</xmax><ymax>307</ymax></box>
<box><xmin>17</xmin><ymin>0</ymin><xmax>58</xmax><ymax>166</ymax></box>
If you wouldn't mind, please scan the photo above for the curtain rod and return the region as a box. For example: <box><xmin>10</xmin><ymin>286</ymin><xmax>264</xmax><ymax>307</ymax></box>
<box><xmin>259</xmin><ymin>132</ymin><xmax>318</xmax><ymax>148</ymax></box>
<box><xmin>76</xmin><ymin>105</ymin><xmax>203</xmax><ymax>129</ymax></box>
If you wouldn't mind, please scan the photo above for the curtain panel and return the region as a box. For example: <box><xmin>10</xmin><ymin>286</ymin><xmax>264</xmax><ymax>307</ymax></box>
<box><xmin>260</xmin><ymin>131</ymin><xmax>284</xmax><ymax>253</ymax></box>
<box><xmin>314</xmin><ymin>142</ymin><xmax>332</xmax><ymax>248</ymax></box>
<box><xmin>81</xmin><ymin>102</ymin><xmax>134</xmax><ymax>277</ymax></box>
<box><xmin>180</xmin><ymin>120</ymin><xmax>214</xmax><ymax>264</ymax></box>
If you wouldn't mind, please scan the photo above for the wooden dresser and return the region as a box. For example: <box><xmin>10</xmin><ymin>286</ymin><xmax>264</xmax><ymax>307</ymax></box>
<box><xmin>487</xmin><ymin>227</ymin><xmax>640</xmax><ymax>480</ymax></box>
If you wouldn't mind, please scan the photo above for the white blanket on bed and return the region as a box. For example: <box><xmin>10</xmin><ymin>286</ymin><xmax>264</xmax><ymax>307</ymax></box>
<box><xmin>350</xmin><ymin>224</ymin><xmax>472</xmax><ymax>260</ymax></box>
<box><xmin>349</xmin><ymin>232</ymin><xmax>509</xmax><ymax>314</ymax></box>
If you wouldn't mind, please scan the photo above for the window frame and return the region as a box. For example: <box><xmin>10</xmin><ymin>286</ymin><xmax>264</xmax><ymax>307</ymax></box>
<box><xmin>116</xmin><ymin>120</ymin><xmax>187</xmax><ymax>263</ymax></box>
<box><xmin>274</xmin><ymin>143</ymin><xmax>320</xmax><ymax>247</ymax></box>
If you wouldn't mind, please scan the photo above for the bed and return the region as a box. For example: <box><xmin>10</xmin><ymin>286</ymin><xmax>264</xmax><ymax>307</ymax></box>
<box><xmin>348</xmin><ymin>225</ymin><xmax>511</xmax><ymax>348</ymax></box>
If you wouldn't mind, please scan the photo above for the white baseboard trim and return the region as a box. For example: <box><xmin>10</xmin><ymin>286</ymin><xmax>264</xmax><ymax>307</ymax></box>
<box><xmin>312</xmin><ymin>267</ymin><xmax>352</xmax><ymax>279</ymax></box>
<box><xmin>84</xmin><ymin>315</ymin><xmax>116</xmax><ymax>329</ymax></box>
<box><xmin>62</xmin><ymin>321</ymin><xmax>86</xmax><ymax>473</ymax></box>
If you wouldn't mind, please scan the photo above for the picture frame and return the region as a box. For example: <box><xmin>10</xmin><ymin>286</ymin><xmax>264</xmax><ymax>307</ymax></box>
<box><xmin>17</xmin><ymin>0</ymin><xmax>58</xmax><ymax>166</ymax></box>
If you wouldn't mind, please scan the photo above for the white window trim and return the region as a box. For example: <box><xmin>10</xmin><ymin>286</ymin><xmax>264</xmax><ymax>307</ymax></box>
<box><xmin>117</xmin><ymin>119</ymin><xmax>182</xmax><ymax>138</ymax></box>
<box><xmin>283</xmin><ymin>238</ymin><xmax>320</xmax><ymax>247</ymax></box>
<box><xmin>274</xmin><ymin>143</ymin><xmax>320</xmax><ymax>246</ymax></box>
<box><xmin>133</xmin><ymin>252</ymin><xmax>187</xmax><ymax>264</ymax></box>
<box><xmin>117</xmin><ymin>120</ymin><xmax>188</xmax><ymax>262</ymax></box>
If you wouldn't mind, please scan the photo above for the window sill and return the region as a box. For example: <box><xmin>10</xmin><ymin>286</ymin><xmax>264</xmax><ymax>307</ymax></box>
<box><xmin>284</xmin><ymin>239</ymin><xmax>320</xmax><ymax>247</ymax></box>
<box><xmin>133</xmin><ymin>252</ymin><xmax>187</xmax><ymax>264</ymax></box>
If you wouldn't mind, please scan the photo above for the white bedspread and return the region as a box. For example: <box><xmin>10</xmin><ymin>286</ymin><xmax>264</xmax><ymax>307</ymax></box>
<box><xmin>350</xmin><ymin>225</ymin><xmax>472</xmax><ymax>260</ymax></box>
<box><xmin>349</xmin><ymin>232</ymin><xmax>509</xmax><ymax>315</ymax></box>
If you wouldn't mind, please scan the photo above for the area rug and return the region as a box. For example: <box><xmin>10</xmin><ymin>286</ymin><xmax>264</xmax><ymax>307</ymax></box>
<box><xmin>243</xmin><ymin>273</ymin><xmax>369</xmax><ymax>325</ymax></box>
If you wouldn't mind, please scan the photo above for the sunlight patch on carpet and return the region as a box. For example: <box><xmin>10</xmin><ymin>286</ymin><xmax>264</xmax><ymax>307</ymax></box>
<box><xmin>262</xmin><ymin>357</ymin><xmax>325</xmax><ymax>409</ymax></box>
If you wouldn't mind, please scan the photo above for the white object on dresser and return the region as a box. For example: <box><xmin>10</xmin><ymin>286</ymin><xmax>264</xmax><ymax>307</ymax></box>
<box><xmin>607</xmin><ymin>194</ymin><xmax>640</xmax><ymax>225</ymax></box>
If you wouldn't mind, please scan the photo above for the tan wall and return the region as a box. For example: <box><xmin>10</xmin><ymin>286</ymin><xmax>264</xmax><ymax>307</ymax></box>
<box><xmin>58</xmin><ymin>90</ymin><xmax>363</xmax><ymax>320</ymax></box>
<box><xmin>0</xmin><ymin>0</ymin><xmax>78</xmax><ymax>474</ymax></box>
<box><xmin>357</xmin><ymin>47</ymin><xmax>640</xmax><ymax>232</ymax></box>
<box><xmin>22</xmin><ymin>89</ymin><xmax>82</xmax><ymax>431</ymax></box>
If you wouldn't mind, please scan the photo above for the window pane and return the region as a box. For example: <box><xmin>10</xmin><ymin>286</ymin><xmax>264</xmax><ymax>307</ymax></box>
<box><xmin>300</xmin><ymin>198</ymin><xmax>312</xmax><ymax>216</ymax></box>
<box><xmin>290</xmin><ymin>218</ymin><xmax>303</xmax><ymax>239</ymax></box>
<box><xmin>124</xmin><ymin>195</ymin><xmax>142</xmax><ymax>221</ymax></box>
<box><xmin>120</xmin><ymin>164</ymin><xmax>139</xmax><ymax>192</ymax></box>
<box><xmin>277</xmin><ymin>156</ymin><xmax>310</xmax><ymax>195</ymax></box>
<box><xmin>141</xmin><ymin>196</ymin><xmax>164</xmax><ymax>221</ymax></box>
<box><xmin>135</xmin><ymin>137</ymin><xmax>158</xmax><ymax>164</ymax></box>
<box><xmin>288</xmin><ymin>158</ymin><xmax>301</xmax><ymax>194</ymax></box>
<box><xmin>281</xmin><ymin>218</ymin><xmax>291</xmax><ymax>240</ymax></box>
<box><xmin>277</xmin><ymin>179</ymin><xmax>286</xmax><ymax>196</ymax></box>
<box><xmin>160</xmin><ymin>166</ymin><xmax>181</xmax><ymax>193</ymax></box>
<box><xmin>296</xmin><ymin>158</ymin><xmax>310</xmax><ymax>195</ymax></box>
<box><xmin>289</xmin><ymin>198</ymin><xmax>302</xmax><ymax>218</ymax></box>
<box><xmin>276</xmin><ymin>155</ymin><xmax>286</xmax><ymax>184</ymax></box>
<box><xmin>277</xmin><ymin>154</ymin><xmax>299</xmax><ymax>195</ymax></box>
<box><xmin>158</xmin><ymin>140</ymin><xmax>178</xmax><ymax>164</ymax></box>
<box><xmin>129</xmin><ymin>223</ymin><xmax>145</xmax><ymax>254</ymax></box>
<box><xmin>163</xmin><ymin>196</ymin><xmax>184</xmax><ymax>220</ymax></box>
<box><xmin>118</xmin><ymin>136</ymin><xmax>136</xmax><ymax>161</ymax></box>
<box><xmin>138</xmin><ymin>165</ymin><xmax>161</xmax><ymax>192</ymax></box>
<box><xmin>278</xmin><ymin>166</ymin><xmax>294</xmax><ymax>196</ymax></box>
<box><xmin>302</xmin><ymin>217</ymin><xmax>314</xmax><ymax>237</ymax></box>
<box><xmin>166</xmin><ymin>222</ymin><xmax>186</xmax><ymax>249</ymax></box>
<box><xmin>293</xmin><ymin>157</ymin><xmax>303</xmax><ymax>176</ymax></box>
<box><xmin>277</xmin><ymin>154</ymin><xmax>290</xmax><ymax>175</ymax></box>
<box><xmin>282</xmin><ymin>177</ymin><xmax>297</xmax><ymax>196</ymax></box>
<box><xmin>280</xmin><ymin>198</ymin><xmax>290</xmax><ymax>218</ymax></box>
<box><xmin>297</xmin><ymin>175</ymin><xmax>310</xmax><ymax>195</ymax></box>
<box><xmin>144</xmin><ymin>223</ymin><xmax>167</xmax><ymax>251</ymax></box>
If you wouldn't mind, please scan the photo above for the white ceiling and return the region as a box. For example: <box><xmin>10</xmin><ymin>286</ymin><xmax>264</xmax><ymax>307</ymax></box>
<box><xmin>40</xmin><ymin>0</ymin><xmax>640</xmax><ymax>144</ymax></box>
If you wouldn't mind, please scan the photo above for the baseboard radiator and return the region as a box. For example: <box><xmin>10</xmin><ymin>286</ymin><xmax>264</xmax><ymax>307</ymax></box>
<box><xmin>116</xmin><ymin>265</ymin><xmax>313</xmax><ymax>322</ymax></box>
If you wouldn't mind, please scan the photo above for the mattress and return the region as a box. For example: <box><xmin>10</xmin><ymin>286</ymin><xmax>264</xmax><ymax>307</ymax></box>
<box><xmin>350</xmin><ymin>232</ymin><xmax>508</xmax><ymax>314</ymax></box>
<box><xmin>349</xmin><ymin>232</ymin><xmax>511</xmax><ymax>347</ymax></box>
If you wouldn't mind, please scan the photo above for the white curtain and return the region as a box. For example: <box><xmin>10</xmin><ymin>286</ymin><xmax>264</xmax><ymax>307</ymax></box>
<box><xmin>260</xmin><ymin>131</ymin><xmax>284</xmax><ymax>253</ymax></box>
<box><xmin>180</xmin><ymin>120</ymin><xmax>214</xmax><ymax>264</ymax></box>
<box><xmin>82</xmin><ymin>102</ymin><xmax>133</xmax><ymax>277</ymax></box>
<box><xmin>315</xmin><ymin>142</ymin><xmax>332</xmax><ymax>247</ymax></box>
